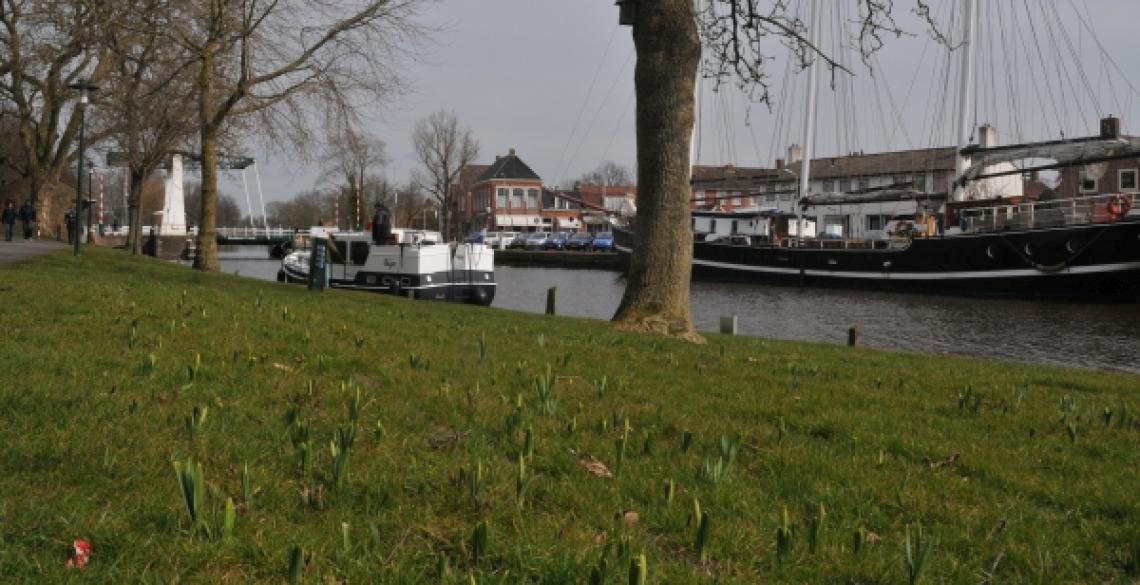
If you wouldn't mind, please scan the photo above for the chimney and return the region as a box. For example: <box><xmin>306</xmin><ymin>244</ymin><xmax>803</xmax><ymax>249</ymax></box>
<box><xmin>787</xmin><ymin>144</ymin><xmax>802</xmax><ymax>164</ymax></box>
<box><xmin>776</xmin><ymin>158</ymin><xmax>785</xmax><ymax>172</ymax></box>
<box><xmin>509</xmin><ymin>147</ymin><xmax>516</xmax><ymax>156</ymax></box>
<box><xmin>1100</xmin><ymin>116</ymin><xmax>1121</xmax><ymax>139</ymax></box>
<box><xmin>978</xmin><ymin>124</ymin><xmax>998</xmax><ymax>148</ymax></box>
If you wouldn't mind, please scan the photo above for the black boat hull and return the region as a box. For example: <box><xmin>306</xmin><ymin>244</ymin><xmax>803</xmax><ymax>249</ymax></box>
<box><xmin>615</xmin><ymin>218</ymin><xmax>1140</xmax><ymax>299</ymax></box>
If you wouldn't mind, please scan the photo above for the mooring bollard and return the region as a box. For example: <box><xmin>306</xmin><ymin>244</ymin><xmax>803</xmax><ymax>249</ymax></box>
<box><xmin>848</xmin><ymin>326</ymin><xmax>860</xmax><ymax>347</ymax></box>
<box><xmin>405</xmin><ymin>289</ymin><xmax>415</xmax><ymax>299</ymax></box>
<box><xmin>720</xmin><ymin>314</ymin><xmax>738</xmax><ymax>335</ymax></box>
<box><xmin>546</xmin><ymin>287</ymin><xmax>557</xmax><ymax>315</ymax></box>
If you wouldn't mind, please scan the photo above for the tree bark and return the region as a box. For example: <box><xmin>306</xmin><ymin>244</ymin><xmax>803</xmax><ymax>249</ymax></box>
<box><xmin>611</xmin><ymin>0</ymin><xmax>703</xmax><ymax>342</ymax></box>
<box><xmin>193</xmin><ymin>44</ymin><xmax>220</xmax><ymax>271</ymax></box>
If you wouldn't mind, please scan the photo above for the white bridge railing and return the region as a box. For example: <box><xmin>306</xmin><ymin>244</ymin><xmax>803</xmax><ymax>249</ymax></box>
<box><xmin>215</xmin><ymin>226</ymin><xmax>297</xmax><ymax>239</ymax></box>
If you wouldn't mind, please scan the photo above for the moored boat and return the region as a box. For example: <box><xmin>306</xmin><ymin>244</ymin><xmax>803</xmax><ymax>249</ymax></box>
<box><xmin>614</xmin><ymin>194</ymin><xmax>1140</xmax><ymax>298</ymax></box>
<box><xmin>277</xmin><ymin>227</ymin><xmax>496</xmax><ymax>306</ymax></box>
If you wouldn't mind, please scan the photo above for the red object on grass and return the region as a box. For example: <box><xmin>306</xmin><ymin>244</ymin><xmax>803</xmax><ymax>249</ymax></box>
<box><xmin>65</xmin><ymin>539</ymin><xmax>92</xmax><ymax>569</ymax></box>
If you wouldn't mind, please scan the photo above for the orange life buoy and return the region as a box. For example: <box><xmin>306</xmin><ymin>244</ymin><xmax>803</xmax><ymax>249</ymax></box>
<box><xmin>1106</xmin><ymin>194</ymin><xmax>1132</xmax><ymax>218</ymax></box>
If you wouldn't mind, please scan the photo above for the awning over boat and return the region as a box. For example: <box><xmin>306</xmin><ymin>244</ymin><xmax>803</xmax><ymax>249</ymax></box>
<box><xmin>958</xmin><ymin>136</ymin><xmax>1140</xmax><ymax>185</ymax></box>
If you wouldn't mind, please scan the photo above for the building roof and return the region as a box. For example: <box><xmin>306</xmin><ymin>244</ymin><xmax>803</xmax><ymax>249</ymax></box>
<box><xmin>477</xmin><ymin>149</ymin><xmax>541</xmax><ymax>182</ymax></box>
<box><xmin>459</xmin><ymin>164</ymin><xmax>491</xmax><ymax>186</ymax></box>
<box><xmin>693</xmin><ymin>147</ymin><xmax>957</xmax><ymax>189</ymax></box>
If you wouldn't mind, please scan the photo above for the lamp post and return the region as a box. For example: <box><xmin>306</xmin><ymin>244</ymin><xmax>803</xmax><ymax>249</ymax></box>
<box><xmin>68</xmin><ymin>77</ymin><xmax>99</xmax><ymax>256</ymax></box>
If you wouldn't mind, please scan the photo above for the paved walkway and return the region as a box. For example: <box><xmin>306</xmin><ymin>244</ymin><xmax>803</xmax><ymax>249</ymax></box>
<box><xmin>0</xmin><ymin>239</ymin><xmax>67</xmax><ymax>265</ymax></box>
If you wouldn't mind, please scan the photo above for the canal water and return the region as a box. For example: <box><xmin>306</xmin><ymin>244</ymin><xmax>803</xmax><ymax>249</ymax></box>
<box><xmin>218</xmin><ymin>246</ymin><xmax>1140</xmax><ymax>374</ymax></box>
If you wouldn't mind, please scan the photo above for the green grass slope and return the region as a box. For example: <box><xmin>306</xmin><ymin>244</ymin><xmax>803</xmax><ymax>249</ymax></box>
<box><xmin>0</xmin><ymin>248</ymin><xmax>1137</xmax><ymax>583</ymax></box>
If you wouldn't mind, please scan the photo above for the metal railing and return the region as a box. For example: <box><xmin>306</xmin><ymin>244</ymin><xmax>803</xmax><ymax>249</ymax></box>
<box><xmin>215</xmin><ymin>226</ymin><xmax>296</xmax><ymax>239</ymax></box>
<box><xmin>960</xmin><ymin>193</ymin><xmax>1136</xmax><ymax>234</ymax></box>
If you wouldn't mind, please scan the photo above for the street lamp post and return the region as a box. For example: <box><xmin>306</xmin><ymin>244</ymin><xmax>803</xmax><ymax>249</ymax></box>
<box><xmin>68</xmin><ymin>78</ymin><xmax>99</xmax><ymax>256</ymax></box>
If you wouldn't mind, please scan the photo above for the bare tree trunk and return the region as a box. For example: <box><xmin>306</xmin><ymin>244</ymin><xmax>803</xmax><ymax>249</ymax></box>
<box><xmin>611</xmin><ymin>0</ymin><xmax>702</xmax><ymax>342</ymax></box>
<box><xmin>193</xmin><ymin>46</ymin><xmax>220</xmax><ymax>271</ymax></box>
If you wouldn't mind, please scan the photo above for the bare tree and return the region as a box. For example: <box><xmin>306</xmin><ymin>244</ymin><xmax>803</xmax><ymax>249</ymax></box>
<box><xmin>321</xmin><ymin>127</ymin><xmax>387</xmax><ymax>230</ymax></box>
<box><xmin>411</xmin><ymin>110</ymin><xmax>478</xmax><ymax>241</ymax></box>
<box><xmin>577</xmin><ymin>160</ymin><xmax>634</xmax><ymax>187</ymax></box>
<box><xmin>98</xmin><ymin>0</ymin><xmax>198</xmax><ymax>254</ymax></box>
<box><xmin>167</xmin><ymin>0</ymin><xmax>429</xmax><ymax>271</ymax></box>
<box><xmin>266</xmin><ymin>188</ymin><xmax>329</xmax><ymax>228</ymax></box>
<box><xmin>616</xmin><ymin>2</ymin><xmax>943</xmax><ymax>340</ymax></box>
<box><xmin>0</xmin><ymin>0</ymin><xmax>114</xmax><ymax>228</ymax></box>
<box><xmin>185</xmin><ymin>181</ymin><xmax>242</xmax><ymax>226</ymax></box>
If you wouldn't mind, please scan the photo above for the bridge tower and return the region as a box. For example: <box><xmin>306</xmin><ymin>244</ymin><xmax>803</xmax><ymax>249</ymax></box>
<box><xmin>160</xmin><ymin>154</ymin><xmax>188</xmax><ymax>234</ymax></box>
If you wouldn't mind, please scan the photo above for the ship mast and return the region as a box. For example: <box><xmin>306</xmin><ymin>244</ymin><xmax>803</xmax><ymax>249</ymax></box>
<box><xmin>795</xmin><ymin>0</ymin><xmax>823</xmax><ymax>244</ymax></box>
<box><xmin>953</xmin><ymin>0</ymin><xmax>978</xmax><ymax>202</ymax></box>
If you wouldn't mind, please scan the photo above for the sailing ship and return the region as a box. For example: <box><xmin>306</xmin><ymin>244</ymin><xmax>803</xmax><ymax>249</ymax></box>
<box><xmin>615</xmin><ymin>0</ymin><xmax>1140</xmax><ymax>299</ymax></box>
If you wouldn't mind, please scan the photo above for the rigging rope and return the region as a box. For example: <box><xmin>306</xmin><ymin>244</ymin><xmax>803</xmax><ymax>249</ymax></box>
<box><xmin>552</xmin><ymin>24</ymin><xmax>620</xmax><ymax>183</ymax></box>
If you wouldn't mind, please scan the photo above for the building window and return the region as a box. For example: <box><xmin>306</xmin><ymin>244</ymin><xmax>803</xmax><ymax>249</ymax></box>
<box><xmin>496</xmin><ymin>188</ymin><xmax>508</xmax><ymax>208</ymax></box>
<box><xmin>1120</xmin><ymin>169</ymin><xmax>1138</xmax><ymax>192</ymax></box>
<box><xmin>527</xmin><ymin>189</ymin><xmax>540</xmax><ymax>208</ymax></box>
<box><xmin>866</xmin><ymin>214</ymin><xmax>891</xmax><ymax>231</ymax></box>
<box><xmin>512</xmin><ymin>188</ymin><xmax>525</xmax><ymax>208</ymax></box>
<box><xmin>838</xmin><ymin>179</ymin><xmax>851</xmax><ymax>193</ymax></box>
<box><xmin>1079</xmin><ymin>178</ymin><xmax>1098</xmax><ymax>194</ymax></box>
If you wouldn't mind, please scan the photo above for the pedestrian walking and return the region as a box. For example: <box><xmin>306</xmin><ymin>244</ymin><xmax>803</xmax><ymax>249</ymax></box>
<box><xmin>64</xmin><ymin>207</ymin><xmax>76</xmax><ymax>244</ymax></box>
<box><xmin>17</xmin><ymin>200</ymin><xmax>36</xmax><ymax>242</ymax></box>
<box><xmin>2</xmin><ymin>200</ymin><xmax>16</xmax><ymax>242</ymax></box>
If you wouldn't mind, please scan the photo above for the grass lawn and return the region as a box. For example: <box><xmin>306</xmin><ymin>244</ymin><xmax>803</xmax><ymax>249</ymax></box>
<box><xmin>0</xmin><ymin>247</ymin><xmax>1137</xmax><ymax>583</ymax></box>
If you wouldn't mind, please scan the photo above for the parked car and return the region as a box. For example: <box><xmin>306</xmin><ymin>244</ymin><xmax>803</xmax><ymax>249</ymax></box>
<box><xmin>565</xmin><ymin>232</ymin><xmax>594</xmax><ymax>251</ymax></box>
<box><xmin>508</xmin><ymin>232</ymin><xmax>531</xmax><ymax>249</ymax></box>
<box><xmin>523</xmin><ymin>232</ymin><xmax>552</xmax><ymax>249</ymax></box>
<box><xmin>543</xmin><ymin>232</ymin><xmax>571</xmax><ymax>250</ymax></box>
<box><xmin>591</xmin><ymin>231</ymin><xmax>615</xmax><ymax>252</ymax></box>
<box><xmin>464</xmin><ymin>231</ymin><xmax>486</xmax><ymax>244</ymax></box>
<box><xmin>496</xmin><ymin>231</ymin><xmax>520</xmax><ymax>248</ymax></box>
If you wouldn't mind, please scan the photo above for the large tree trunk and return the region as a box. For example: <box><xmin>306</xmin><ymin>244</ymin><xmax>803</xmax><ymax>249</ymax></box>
<box><xmin>193</xmin><ymin>46</ymin><xmax>219</xmax><ymax>271</ymax></box>
<box><xmin>611</xmin><ymin>1</ymin><xmax>702</xmax><ymax>342</ymax></box>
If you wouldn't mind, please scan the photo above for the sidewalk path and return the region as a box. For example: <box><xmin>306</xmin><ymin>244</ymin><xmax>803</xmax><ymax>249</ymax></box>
<box><xmin>0</xmin><ymin>240</ymin><xmax>67</xmax><ymax>265</ymax></box>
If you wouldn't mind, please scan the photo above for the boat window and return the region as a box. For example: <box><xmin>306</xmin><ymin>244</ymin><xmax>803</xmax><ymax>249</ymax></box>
<box><xmin>839</xmin><ymin>179</ymin><xmax>851</xmax><ymax>192</ymax></box>
<box><xmin>350</xmin><ymin>241</ymin><xmax>368</xmax><ymax>265</ymax></box>
<box><xmin>914</xmin><ymin>174</ymin><xmax>927</xmax><ymax>192</ymax></box>
<box><xmin>710</xmin><ymin>219</ymin><xmax>717</xmax><ymax>233</ymax></box>
<box><xmin>822</xmin><ymin>180</ymin><xmax>836</xmax><ymax>192</ymax></box>
<box><xmin>1120</xmin><ymin>169</ymin><xmax>1137</xmax><ymax>192</ymax></box>
<box><xmin>1079</xmin><ymin>178</ymin><xmax>1098</xmax><ymax>193</ymax></box>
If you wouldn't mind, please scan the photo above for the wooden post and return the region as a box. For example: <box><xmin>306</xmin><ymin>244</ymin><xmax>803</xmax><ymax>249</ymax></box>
<box><xmin>847</xmin><ymin>326</ymin><xmax>860</xmax><ymax>347</ymax></box>
<box><xmin>545</xmin><ymin>287</ymin><xmax>557</xmax><ymax>315</ymax></box>
<box><xmin>720</xmin><ymin>315</ymin><xmax>737</xmax><ymax>335</ymax></box>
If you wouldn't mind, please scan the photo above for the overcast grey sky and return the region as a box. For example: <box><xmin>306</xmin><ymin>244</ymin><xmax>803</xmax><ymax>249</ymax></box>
<box><xmin>222</xmin><ymin>0</ymin><xmax>1140</xmax><ymax>209</ymax></box>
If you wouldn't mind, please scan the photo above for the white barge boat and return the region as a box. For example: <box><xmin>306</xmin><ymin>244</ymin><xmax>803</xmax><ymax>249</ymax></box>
<box><xmin>277</xmin><ymin>227</ymin><xmax>496</xmax><ymax>306</ymax></box>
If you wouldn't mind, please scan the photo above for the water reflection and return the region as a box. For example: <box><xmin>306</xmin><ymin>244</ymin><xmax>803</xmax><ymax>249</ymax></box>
<box><xmin>218</xmin><ymin>246</ymin><xmax>1140</xmax><ymax>374</ymax></box>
